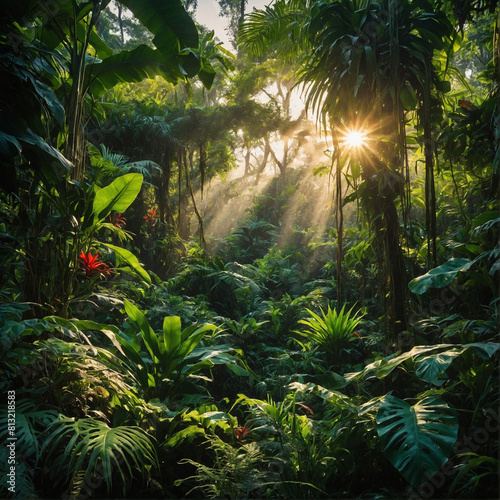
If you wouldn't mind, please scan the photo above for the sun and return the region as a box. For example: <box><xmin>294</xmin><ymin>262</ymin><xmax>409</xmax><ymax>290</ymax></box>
<box><xmin>343</xmin><ymin>129</ymin><xmax>367</xmax><ymax>149</ymax></box>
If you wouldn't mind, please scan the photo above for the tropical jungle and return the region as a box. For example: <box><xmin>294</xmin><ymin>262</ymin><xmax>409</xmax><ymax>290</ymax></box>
<box><xmin>0</xmin><ymin>0</ymin><xmax>499</xmax><ymax>498</ymax></box>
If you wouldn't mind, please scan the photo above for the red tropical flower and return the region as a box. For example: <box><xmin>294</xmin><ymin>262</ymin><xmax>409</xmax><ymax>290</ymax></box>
<box><xmin>109</xmin><ymin>213</ymin><xmax>126</xmax><ymax>228</ymax></box>
<box><xmin>78</xmin><ymin>250</ymin><xmax>111</xmax><ymax>278</ymax></box>
<box><xmin>234</xmin><ymin>425</ymin><xmax>250</xmax><ymax>441</ymax></box>
<box><xmin>144</xmin><ymin>208</ymin><xmax>158</xmax><ymax>227</ymax></box>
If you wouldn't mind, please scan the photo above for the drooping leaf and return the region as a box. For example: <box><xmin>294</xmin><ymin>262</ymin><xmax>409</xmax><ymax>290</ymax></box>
<box><xmin>119</xmin><ymin>0</ymin><xmax>199</xmax><ymax>50</ymax></box>
<box><xmin>86</xmin><ymin>45</ymin><xmax>185</xmax><ymax>98</ymax></box>
<box><xmin>18</xmin><ymin>128</ymin><xmax>73</xmax><ymax>179</ymax></box>
<box><xmin>93</xmin><ymin>173</ymin><xmax>143</xmax><ymax>220</ymax></box>
<box><xmin>376</xmin><ymin>395</ymin><xmax>458</xmax><ymax>488</ymax></box>
<box><xmin>103</xmin><ymin>243</ymin><xmax>151</xmax><ymax>285</ymax></box>
<box><xmin>408</xmin><ymin>258</ymin><xmax>471</xmax><ymax>294</ymax></box>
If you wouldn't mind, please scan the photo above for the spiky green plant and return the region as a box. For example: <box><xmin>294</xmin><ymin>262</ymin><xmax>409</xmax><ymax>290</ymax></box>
<box><xmin>295</xmin><ymin>305</ymin><xmax>364</xmax><ymax>366</ymax></box>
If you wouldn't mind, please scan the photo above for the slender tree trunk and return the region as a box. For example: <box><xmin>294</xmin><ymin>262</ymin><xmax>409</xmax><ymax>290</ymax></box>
<box><xmin>424</xmin><ymin>55</ymin><xmax>437</xmax><ymax>269</ymax></box>
<box><xmin>117</xmin><ymin>4</ymin><xmax>125</xmax><ymax>48</ymax></box>
<box><xmin>199</xmin><ymin>141</ymin><xmax>207</xmax><ymax>200</ymax></box>
<box><xmin>186</xmin><ymin>152</ymin><xmax>206</xmax><ymax>248</ymax></box>
<box><xmin>383</xmin><ymin>196</ymin><xmax>407</xmax><ymax>335</ymax></box>
<box><xmin>255</xmin><ymin>138</ymin><xmax>271</xmax><ymax>184</ymax></box>
<box><xmin>333</xmin><ymin>135</ymin><xmax>343</xmax><ymax>306</ymax></box>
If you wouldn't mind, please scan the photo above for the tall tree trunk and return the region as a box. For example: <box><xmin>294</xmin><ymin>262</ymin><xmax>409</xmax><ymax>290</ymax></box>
<box><xmin>333</xmin><ymin>133</ymin><xmax>343</xmax><ymax>306</ymax></box>
<box><xmin>383</xmin><ymin>195</ymin><xmax>408</xmax><ymax>335</ymax></box>
<box><xmin>424</xmin><ymin>55</ymin><xmax>437</xmax><ymax>269</ymax></box>
<box><xmin>186</xmin><ymin>150</ymin><xmax>206</xmax><ymax>248</ymax></box>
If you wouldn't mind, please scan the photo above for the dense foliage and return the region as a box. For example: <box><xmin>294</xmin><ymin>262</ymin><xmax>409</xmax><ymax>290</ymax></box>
<box><xmin>0</xmin><ymin>0</ymin><xmax>498</xmax><ymax>499</ymax></box>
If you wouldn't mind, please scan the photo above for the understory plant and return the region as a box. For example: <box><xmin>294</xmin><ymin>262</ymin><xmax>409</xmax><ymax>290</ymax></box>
<box><xmin>294</xmin><ymin>304</ymin><xmax>365</xmax><ymax>367</ymax></box>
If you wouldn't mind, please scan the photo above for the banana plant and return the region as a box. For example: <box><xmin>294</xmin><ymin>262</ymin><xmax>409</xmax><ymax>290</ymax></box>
<box><xmin>40</xmin><ymin>171</ymin><xmax>149</xmax><ymax>316</ymax></box>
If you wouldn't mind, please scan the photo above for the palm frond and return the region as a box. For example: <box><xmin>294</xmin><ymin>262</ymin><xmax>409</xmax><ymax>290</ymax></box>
<box><xmin>121</xmin><ymin>160</ymin><xmax>162</xmax><ymax>179</ymax></box>
<box><xmin>42</xmin><ymin>416</ymin><xmax>158</xmax><ymax>495</ymax></box>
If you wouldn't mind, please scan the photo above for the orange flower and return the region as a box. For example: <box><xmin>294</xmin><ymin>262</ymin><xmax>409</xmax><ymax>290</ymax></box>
<box><xmin>78</xmin><ymin>250</ymin><xmax>111</xmax><ymax>278</ymax></box>
<box><xmin>109</xmin><ymin>213</ymin><xmax>126</xmax><ymax>228</ymax></box>
<box><xmin>144</xmin><ymin>208</ymin><xmax>158</xmax><ymax>227</ymax></box>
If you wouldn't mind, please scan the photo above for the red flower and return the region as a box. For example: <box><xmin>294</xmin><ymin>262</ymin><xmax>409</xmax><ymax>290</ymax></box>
<box><xmin>459</xmin><ymin>100</ymin><xmax>477</xmax><ymax>111</ymax></box>
<box><xmin>78</xmin><ymin>250</ymin><xmax>111</xmax><ymax>278</ymax></box>
<box><xmin>234</xmin><ymin>425</ymin><xmax>250</xmax><ymax>441</ymax></box>
<box><xmin>144</xmin><ymin>208</ymin><xmax>158</xmax><ymax>227</ymax></box>
<box><xmin>109</xmin><ymin>213</ymin><xmax>126</xmax><ymax>228</ymax></box>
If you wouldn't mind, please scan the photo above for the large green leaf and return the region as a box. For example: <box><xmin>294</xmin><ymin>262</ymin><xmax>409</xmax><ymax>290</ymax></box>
<box><xmin>18</xmin><ymin>129</ymin><xmax>72</xmax><ymax>180</ymax></box>
<box><xmin>400</xmin><ymin>83</ymin><xmax>417</xmax><ymax>110</ymax></box>
<box><xmin>162</xmin><ymin>316</ymin><xmax>182</xmax><ymax>357</ymax></box>
<box><xmin>415</xmin><ymin>350</ymin><xmax>463</xmax><ymax>386</ymax></box>
<box><xmin>345</xmin><ymin>342</ymin><xmax>500</xmax><ymax>385</ymax></box>
<box><xmin>43</xmin><ymin>417</ymin><xmax>157</xmax><ymax>494</ymax></box>
<box><xmin>103</xmin><ymin>243</ymin><xmax>151</xmax><ymax>285</ymax></box>
<box><xmin>376</xmin><ymin>395</ymin><xmax>458</xmax><ymax>488</ymax></box>
<box><xmin>119</xmin><ymin>0</ymin><xmax>199</xmax><ymax>50</ymax></box>
<box><xmin>86</xmin><ymin>45</ymin><xmax>185</xmax><ymax>98</ymax></box>
<box><xmin>408</xmin><ymin>258</ymin><xmax>471</xmax><ymax>294</ymax></box>
<box><xmin>0</xmin><ymin>400</ymin><xmax>58</xmax><ymax>460</ymax></box>
<box><xmin>123</xmin><ymin>300</ymin><xmax>160</xmax><ymax>361</ymax></box>
<box><xmin>93</xmin><ymin>173</ymin><xmax>143</xmax><ymax>220</ymax></box>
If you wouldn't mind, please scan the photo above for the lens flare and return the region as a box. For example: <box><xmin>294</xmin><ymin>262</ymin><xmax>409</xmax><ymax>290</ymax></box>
<box><xmin>343</xmin><ymin>130</ymin><xmax>367</xmax><ymax>149</ymax></box>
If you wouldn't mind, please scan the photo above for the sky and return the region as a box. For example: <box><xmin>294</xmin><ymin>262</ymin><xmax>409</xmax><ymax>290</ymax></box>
<box><xmin>193</xmin><ymin>0</ymin><xmax>269</xmax><ymax>47</ymax></box>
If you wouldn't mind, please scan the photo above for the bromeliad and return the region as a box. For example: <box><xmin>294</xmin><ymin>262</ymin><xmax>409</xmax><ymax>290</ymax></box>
<box><xmin>78</xmin><ymin>250</ymin><xmax>111</xmax><ymax>278</ymax></box>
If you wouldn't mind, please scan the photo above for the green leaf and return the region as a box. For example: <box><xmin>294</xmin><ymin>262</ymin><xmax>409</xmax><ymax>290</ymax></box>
<box><xmin>162</xmin><ymin>316</ymin><xmax>182</xmax><ymax>357</ymax></box>
<box><xmin>163</xmin><ymin>425</ymin><xmax>206</xmax><ymax>449</ymax></box>
<box><xmin>93</xmin><ymin>173</ymin><xmax>143</xmax><ymax>221</ymax></box>
<box><xmin>18</xmin><ymin>129</ymin><xmax>72</xmax><ymax>180</ymax></box>
<box><xmin>86</xmin><ymin>45</ymin><xmax>186</xmax><ymax>98</ymax></box>
<box><xmin>123</xmin><ymin>300</ymin><xmax>160</xmax><ymax>360</ymax></box>
<box><xmin>400</xmin><ymin>84</ymin><xmax>417</xmax><ymax>110</ymax></box>
<box><xmin>120</xmin><ymin>0</ymin><xmax>199</xmax><ymax>50</ymax></box>
<box><xmin>376</xmin><ymin>395</ymin><xmax>458</xmax><ymax>488</ymax></box>
<box><xmin>43</xmin><ymin>417</ymin><xmax>157</xmax><ymax>494</ymax></box>
<box><xmin>415</xmin><ymin>349</ymin><xmax>463</xmax><ymax>386</ymax></box>
<box><xmin>176</xmin><ymin>329</ymin><xmax>209</xmax><ymax>361</ymax></box>
<box><xmin>0</xmin><ymin>131</ymin><xmax>22</xmax><ymax>156</ymax></box>
<box><xmin>408</xmin><ymin>258</ymin><xmax>471</xmax><ymax>294</ymax></box>
<box><xmin>103</xmin><ymin>243</ymin><xmax>151</xmax><ymax>285</ymax></box>
<box><xmin>434</xmin><ymin>79</ymin><xmax>451</xmax><ymax>93</ymax></box>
